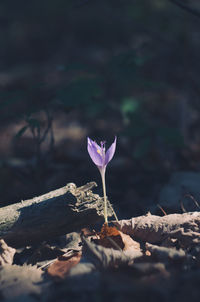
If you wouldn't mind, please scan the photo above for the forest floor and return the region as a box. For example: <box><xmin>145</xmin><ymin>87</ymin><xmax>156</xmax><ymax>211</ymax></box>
<box><xmin>0</xmin><ymin>181</ymin><xmax>200</xmax><ymax>302</ymax></box>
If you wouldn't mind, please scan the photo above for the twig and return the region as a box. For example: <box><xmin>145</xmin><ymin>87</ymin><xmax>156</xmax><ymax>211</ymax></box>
<box><xmin>180</xmin><ymin>193</ymin><xmax>200</xmax><ymax>213</ymax></box>
<box><xmin>157</xmin><ymin>204</ymin><xmax>167</xmax><ymax>216</ymax></box>
<box><xmin>180</xmin><ymin>198</ymin><xmax>187</xmax><ymax>213</ymax></box>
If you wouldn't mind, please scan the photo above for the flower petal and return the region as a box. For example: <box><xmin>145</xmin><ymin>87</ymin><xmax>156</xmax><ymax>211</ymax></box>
<box><xmin>88</xmin><ymin>137</ymin><xmax>101</xmax><ymax>150</ymax></box>
<box><xmin>87</xmin><ymin>137</ymin><xmax>104</xmax><ymax>167</ymax></box>
<box><xmin>105</xmin><ymin>136</ymin><xmax>117</xmax><ymax>165</ymax></box>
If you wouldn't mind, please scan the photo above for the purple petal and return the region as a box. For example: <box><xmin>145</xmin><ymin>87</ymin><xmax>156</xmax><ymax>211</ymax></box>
<box><xmin>87</xmin><ymin>137</ymin><xmax>104</xmax><ymax>167</ymax></box>
<box><xmin>105</xmin><ymin>136</ymin><xmax>117</xmax><ymax>165</ymax></box>
<box><xmin>88</xmin><ymin>137</ymin><xmax>101</xmax><ymax>151</ymax></box>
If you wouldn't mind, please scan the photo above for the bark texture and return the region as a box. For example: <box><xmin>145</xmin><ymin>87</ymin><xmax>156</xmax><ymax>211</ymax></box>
<box><xmin>0</xmin><ymin>182</ymin><xmax>112</xmax><ymax>247</ymax></box>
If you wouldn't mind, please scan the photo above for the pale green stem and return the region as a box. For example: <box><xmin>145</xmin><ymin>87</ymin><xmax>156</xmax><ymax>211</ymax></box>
<box><xmin>109</xmin><ymin>203</ymin><xmax>119</xmax><ymax>222</ymax></box>
<box><xmin>101</xmin><ymin>170</ymin><xmax>108</xmax><ymax>224</ymax></box>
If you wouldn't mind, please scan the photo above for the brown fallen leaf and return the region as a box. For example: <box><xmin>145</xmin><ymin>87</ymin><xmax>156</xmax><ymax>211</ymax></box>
<box><xmin>92</xmin><ymin>224</ymin><xmax>142</xmax><ymax>258</ymax></box>
<box><xmin>47</xmin><ymin>251</ymin><xmax>82</xmax><ymax>280</ymax></box>
<box><xmin>96</xmin><ymin>224</ymin><xmax>123</xmax><ymax>250</ymax></box>
<box><xmin>99</xmin><ymin>223</ymin><xmax>120</xmax><ymax>239</ymax></box>
<box><xmin>121</xmin><ymin>232</ymin><xmax>141</xmax><ymax>252</ymax></box>
<box><xmin>82</xmin><ymin>236</ymin><xmax>142</xmax><ymax>269</ymax></box>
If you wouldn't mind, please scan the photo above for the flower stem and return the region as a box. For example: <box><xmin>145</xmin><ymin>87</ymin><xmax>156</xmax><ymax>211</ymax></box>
<box><xmin>101</xmin><ymin>171</ymin><xmax>108</xmax><ymax>224</ymax></box>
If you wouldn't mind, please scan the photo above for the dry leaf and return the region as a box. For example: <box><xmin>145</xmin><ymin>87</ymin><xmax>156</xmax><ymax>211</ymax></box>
<box><xmin>113</xmin><ymin>212</ymin><xmax>200</xmax><ymax>246</ymax></box>
<box><xmin>145</xmin><ymin>243</ymin><xmax>186</xmax><ymax>263</ymax></box>
<box><xmin>99</xmin><ymin>224</ymin><xmax>120</xmax><ymax>239</ymax></box>
<box><xmin>93</xmin><ymin>224</ymin><xmax>141</xmax><ymax>257</ymax></box>
<box><xmin>47</xmin><ymin>251</ymin><xmax>82</xmax><ymax>279</ymax></box>
<box><xmin>97</xmin><ymin>225</ymin><xmax>123</xmax><ymax>249</ymax></box>
<box><xmin>82</xmin><ymin>236</ymin><xmax>142</xmax><ymax>269</ymax></box>
<box><xmin>120</xmin><ymin>231</ymin><xmax>140</xmax><ymax>251</ymax></box>
<box><xmin>0</xmin><ymin>264</ymin><xmax>44</xmax><ymax>299</ymax></box>
<box><xmin>0</xmin><ymin>239</ymin><xmax>16</xmax><ymax>266</ymax></box>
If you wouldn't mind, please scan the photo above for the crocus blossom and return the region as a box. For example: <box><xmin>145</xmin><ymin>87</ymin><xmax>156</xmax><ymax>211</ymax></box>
<box><xmin>87</xmin><ymin>136</ymin><xmax>117</xmax><ymax>175</ymax></box>
<box><xmin>87</xmin><ymin>136</ymin><xmax>117</xmax><ymax>224</ymax></box>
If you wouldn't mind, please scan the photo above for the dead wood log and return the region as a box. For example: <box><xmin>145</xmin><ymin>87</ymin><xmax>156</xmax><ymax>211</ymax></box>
<box><xmin>114</xmin><ymin>212</ymin><xmax>200</xmax><ymax>246</ymax></box>
<box><xmin>0</xmin><ymin>182</ymin><xmax>112</xmax><ymax>247</ymax></box>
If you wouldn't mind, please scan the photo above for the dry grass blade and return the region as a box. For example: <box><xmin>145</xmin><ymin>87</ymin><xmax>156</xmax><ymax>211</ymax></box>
<box><xmin>180</xmin><ymin>194</ymin><xmax>200</xmax><ymax>213</ymax></box>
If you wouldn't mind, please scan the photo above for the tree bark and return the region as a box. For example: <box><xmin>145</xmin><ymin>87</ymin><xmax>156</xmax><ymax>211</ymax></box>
<box><xmin>0</xmin><ymin>182</ymin><xmax>111</xmax><ymax>247</ymax></box>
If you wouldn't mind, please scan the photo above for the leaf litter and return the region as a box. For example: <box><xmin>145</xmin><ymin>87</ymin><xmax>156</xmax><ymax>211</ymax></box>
<box><xmin>1</xmin><ymin>212</ymin><xmax>200</xmax><ymax>302</ymax></box>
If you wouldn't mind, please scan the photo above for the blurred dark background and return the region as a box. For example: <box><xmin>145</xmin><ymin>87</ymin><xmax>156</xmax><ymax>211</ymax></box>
<box><xmin>1</xmin><ymin>0</ymin><xmax>200</xmax><ymax>218</ymax></box>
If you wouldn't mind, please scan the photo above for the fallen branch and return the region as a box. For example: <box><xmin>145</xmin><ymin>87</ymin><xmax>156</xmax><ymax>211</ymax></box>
<box><xmin>0</xmin><ymin>182</ymin><xmax>112</xmax><ymax>247</ymax></box>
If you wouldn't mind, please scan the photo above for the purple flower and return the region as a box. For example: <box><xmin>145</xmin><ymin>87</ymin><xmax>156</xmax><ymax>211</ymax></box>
<box><xmin>87</xmin><ymin>136</ymin><xmax>117</xmax><ymax>224</ymax></box>
<box><xmin>87</xmin><ymin>136</ymin><xmax>117</xmax><ymax>175</ymax></box>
